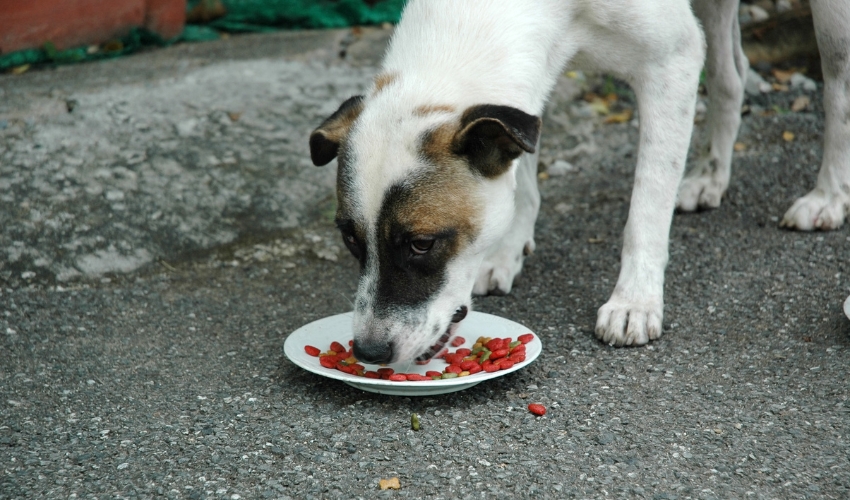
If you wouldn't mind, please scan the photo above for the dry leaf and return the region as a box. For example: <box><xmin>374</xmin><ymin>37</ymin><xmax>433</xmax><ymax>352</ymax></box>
<box><xmin>588</xmin><ymin>98</ymin><xmax>609</xmax><ymax>116</ymax></box>
<box><xmin>782</xmin><ymin>131</ymin><xmax>795</xmax><ymax>142</ymax></box>
<box><xmin>604</xmin><ymin>108</ymin><xmax>633</xmax><ymax>124</ymax></box>
<box><xmin>11</xmin><ymin>64</ymin><xmax>30</xmax><ymax>75</ymax></box>
<box><xmin>771</xmin><ymin>83</ymin><xmax>789</xmax><ymax>92</ymax></box>
<box><xmin>588</xmin><ymin>237</ymin><xmax>604</xmax><ymax>244</ymax></box>
<box><xmin>227</xmin><ymin>111</ymin><xmax>242</xmax><ymax>122</ymax></box>
<box><xmin>772</xmin><ymin>69</ymin><xmax>794</xmax><ymax>84</ymax></box>
<box><xmin>734</xmin><ymin>142</ymin><xmax>747</xmax><ymax>152</ymax></box>
<box><xmin>537</xmin><ymin>172</ymin><xmax>550</xmax><ymax>180</ymax></box>
<box><xmin>791</xmin><ymin>95</ymin><xmax>810</xmax><ymax>112</ymax></box>
<box><xmin>379</xmin><ymin>477</ymin><xmax>401</xmax><ymax>490</ymax></box>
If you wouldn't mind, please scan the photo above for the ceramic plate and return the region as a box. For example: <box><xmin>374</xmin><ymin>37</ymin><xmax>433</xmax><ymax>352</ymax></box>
<box><xmin>283</xmin><ymin>311</ymin><xmax>541</xmax><ymax>396</ymax></box>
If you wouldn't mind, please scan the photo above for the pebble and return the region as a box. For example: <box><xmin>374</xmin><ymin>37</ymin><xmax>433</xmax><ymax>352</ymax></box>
<box><xmin>547</xmin><ymin>160</ymin><xmax>576</xmax><ymax>176</ymax></box>
<box><xmin>790</xmin><ymin>73</ymin><xmax>817</xmax><ymax>92</ymax></box>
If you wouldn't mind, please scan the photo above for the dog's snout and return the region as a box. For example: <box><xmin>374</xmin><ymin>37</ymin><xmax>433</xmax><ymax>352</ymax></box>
<box><xmin>451</xmin><ymin>305</ymin><xmax>468</xmax><ymax>323</ymax></box>
<box><xmin>353</xmin><ymin>339</ymin><xmax>394</xmax><ymax>364</ymax></box>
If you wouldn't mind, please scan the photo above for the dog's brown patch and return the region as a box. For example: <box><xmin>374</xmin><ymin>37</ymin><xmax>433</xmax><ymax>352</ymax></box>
<box><xmin>413</xmin><ymin>104</ymin><xmax>456</xmax><ymax>116</ymax></box>
<box><xmin>372</xmin><ymin>72</ymin><xmax>398</xmax><ymax>95</ymax></box>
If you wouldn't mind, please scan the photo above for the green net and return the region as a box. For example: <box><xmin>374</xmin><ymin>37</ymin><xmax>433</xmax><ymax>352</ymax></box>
<box><xmin>0</xmin><ymin>0</ymin><xmax>403</xmax><ymax>71</ymax></box>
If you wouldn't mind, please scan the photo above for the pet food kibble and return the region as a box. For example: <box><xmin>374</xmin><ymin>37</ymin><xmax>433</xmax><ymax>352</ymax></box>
<box><xmin>490</xmin><ymin>348</ymin><xmax>509</xmax><ymax>360</ymax></box>
<box><xmin>310</xmin><ymin>330</ymin><xmax>535</xmax><ymax>381</ymax></box>
<box><xmin>411</xmin><ymin>413</ymin><xmax>420</xmax><ymax>431</ymax></box>
<box><xmin>518</xmin><ymin>333</ymin><xmax>534</xmax><ymax>344</ymax></box>
<box><xmin>379</xmin><ymin>477</ymin><xmax>401</xmax><ymax>490</ymax></box>
<box><xmin>528</xmin><ymin>403</ymin><xmax>546</xmax><ymax>416</ymax></box>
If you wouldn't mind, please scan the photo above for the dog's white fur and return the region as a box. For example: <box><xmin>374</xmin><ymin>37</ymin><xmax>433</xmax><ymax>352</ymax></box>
<box><xmin>321</xmin><ymin>0</ymin><xmax>850</xmax><ymax>359</ymax></box>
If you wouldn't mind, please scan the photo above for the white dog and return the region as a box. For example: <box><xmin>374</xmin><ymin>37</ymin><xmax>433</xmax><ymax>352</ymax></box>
<box><xmin>310</xmin><ymin>0</ymin><xmax>850</xmax><ymax>363</ymax></box>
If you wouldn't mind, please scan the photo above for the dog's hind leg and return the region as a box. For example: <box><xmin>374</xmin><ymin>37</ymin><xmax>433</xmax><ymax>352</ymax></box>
<box><xmin>781</xmin><ymin>0</ymin><xmax>850</xmax><ymax>230</ymax></box>
<box><xmin>473</xmin><ymin>144</ymin><xmax>540</xmax><ymax>296</ymax></box>
<box><xmin>595</xmin><ymin>11</ymin><xmax>705</xmax><ymax>346</ymax></box>
<box><xmin>676</xmin><ymin>0</ymin><xmax>745</xmax><ymax>211</ymax></box>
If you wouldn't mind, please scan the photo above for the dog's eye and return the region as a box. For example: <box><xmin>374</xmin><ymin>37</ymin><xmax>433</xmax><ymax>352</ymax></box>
<box><xmin>342</xmin><ymin>233</ymin><xmax>361</xmax><ymax>259</ymax></box>
<box><xmin>410</xmin><ymin>238</ymin><xmax>435</xmax><ymax>255</ymax></box>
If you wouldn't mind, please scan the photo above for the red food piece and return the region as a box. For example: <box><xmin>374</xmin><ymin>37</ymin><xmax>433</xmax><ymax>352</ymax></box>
<box><xmin>490</xmin><ymin>348</ymin><xmax>509</xmax><ymax>360</ymax></box>
<box><xmin>319</xmin><ymin>356</ymin><xmax>337</xmax><ymax>368</ymax></box>
<box><xmin>364</xmin><ymin>371</ymin><xmax>380</xmax><ymax>379</ymax></box>
<box><xmin>518</xmin><ymin>333</ymin><xmax>534</xmax><ymax>344</ymax></box>
<box><xmin>445</xmin><ymin>364</ymin><xmax>463</xmax><ymax>374</ymax></box>
<box><xmin>510</xmin><ymin>344</ymin><xmax>527</xmax><ymax>355</ymax></box>
<box><xmin>330</xmin><ymin>341</ymin><xmax>346</xmax><ymax>353</ymax></box>
<box><xmin>485</xmin><ymin>338</ymin><xmax>506</xmax><ymax>351</ymax></box>
<box><xmin>406</xmin><ymin>373</ymin><xmax>430</xmax><ymax>381</ymax></box>
<box><xmin>388</xmin><ymin>373</ymin><xmax>408</xmax><ymax>381</ymax></box>
<box><xmin>511</xmin><ymin>354</ymin><xmax>527</xmax><ymax>363</ymax></box>
<box><xmin>467</xmin><ymin>363</ymin><xmax>482</xmax><ymax>374</ymax></box>
<box><xmin>528</xmin><ymin>403</ymin><xmax>546</xmax><ymax>416</ymax></box>
<box><xmin>455</xmin><ymin>348</ymin><xmax>472</xmax><ymax>357</ymax></box>
<box><xmin>443</xmin><ymin>353</ymin><xmax>464</xmax><ymax>366</ymax></box>
<box><xmin>348</xmin><ymin>340</ymin><xmax>354</xmax><ymax>347</ymax></box>
<box><xmin>426</xmin><ymin>371</ymin><xmax>443</xmax><ymax>378</ymax></box>
<box><xmin>304</xmin><ymin>345</ymin><xmax>321</xmax><ymax>357</ymax></box>
<box><xmin>349</xmin><ymin>363</ymin><xmax>365</xmax><ymax>372</ymax></box>
<box><xmin>459</xmin><ymin>360</ymin><xmax>478</xmax><ymax>371</ymax></box>
<box><xmin>377</xmin><ymin>367</ymin><xmax>394</xmax><ymax>375</ymax></box>
<box><xmin>482</xmin><ymin>361</ymin><xmax>499</xmax><ymax>373</ymax></box>
<box><xmin>436</xmin><ymin>348</ymin><xmax>449</xmax><ymax>359</ymax></box>
<box><xmin>335</xmin><ymin>362</ymin><xmax>355</xmax><ymax>374</ymax></box>
<box><xmin>497</xmin><ymin>359</ymin><xmax>515</xmax><ymax>370</ymax></box>
<box><xmin>450</xmin><ymin>336</ymin><xmax>466</xmax><ymax>347</ymax></box>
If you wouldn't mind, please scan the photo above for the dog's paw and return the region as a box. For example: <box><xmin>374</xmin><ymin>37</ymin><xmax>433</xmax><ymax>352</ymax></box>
<box><xmin>595</xmin><ymin>295</ymin><xmax>663</xmax><ymax>347</ymax></box>
<box><xmin>676</xmin><ymin>159</ymin><xmax>728</xmax><ymax>212</ymax></box>
<box><xmin>473</xmin><ymin>240</ymin><xmax>533</xmax><ymax>296</ymax></box>
<box><xmin>780</xmin><ymin>188</ymin><xmax>849</xmax><ymax>231</ymax></box>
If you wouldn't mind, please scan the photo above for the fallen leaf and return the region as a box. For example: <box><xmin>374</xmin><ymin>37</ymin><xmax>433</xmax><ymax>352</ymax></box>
<box><xmin>772</xmin><ymin>69</ymin><xmax>794</xmax><ymax>84</ymax></box>
<box><xmin>227</xmin><ymin>111</ymin><xmax>242</xmax><ymax>122</ymax></box>
<box><xmin>537</xmin><ymin>172</ymin><xmax>549</xmax><ymax>180</ymax></box>
<box><xmin>791</xmin><ymin>95</ymin><xmax>810</xmax><ymax>112</ymax></box>
<box><xmin>782</xmin><ymin>131</ymin><xmax>795</xmax><ymax>142</ymax></box>
<box><xmin>604</xmin><ymin>108</ymin><xmax>633</xmax><ymax>124</ymax></box>
<box><xmin>587</xmin><ymin>98</ymin><xmax>610</xmax><ymax>116</ymax></box>
<box><xmin>734</xmin><ymin>142</ymin><xmax>747</xmax><ymax>152</ymax></box>
<box><xmin>379</xmin><ymin>477</ymin><xmax>401</xmax><ymax>490</ymax></box>
<box><xmin>771</xmin><ymin>83</ymin><xmax>789</xmax><ymax>92</ymax></box>
<box><xmin>588</xmin><ymin>237</ymin><xmax>604</xmax><ymax>244</ymax></box>
<box><xmin>11</xmin><ymin>64</ymin><xmax>29</xmax><ymax>75</ymax></box>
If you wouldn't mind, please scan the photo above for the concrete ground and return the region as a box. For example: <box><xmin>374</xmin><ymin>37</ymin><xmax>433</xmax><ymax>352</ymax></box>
<box><xmin>1</xmin><ymin>27</ymin><xmax>848</xmax><ymax>500</ymax></box>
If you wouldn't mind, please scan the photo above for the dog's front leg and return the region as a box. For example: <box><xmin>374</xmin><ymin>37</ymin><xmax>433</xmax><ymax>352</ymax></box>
<box><xmin>474</xmin><ymin>144</ymin><xmax>540</xmax><ymax>296</ymax></box>
<box><xmin>596</xmin><ymin>31</ymin><xmax>705</xmax><ymax>346</ymax></box>
<box><xmin>780</xmin><ymin>0</ymin><xmax>850</xmax><ymax>230</ymax></box>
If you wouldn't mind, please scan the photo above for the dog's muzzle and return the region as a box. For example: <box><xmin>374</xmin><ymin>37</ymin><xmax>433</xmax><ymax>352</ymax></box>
<box><xmin>415</xmin><ymin>305</ymin><xmax>468</xmax><ymax>362</ymax></box>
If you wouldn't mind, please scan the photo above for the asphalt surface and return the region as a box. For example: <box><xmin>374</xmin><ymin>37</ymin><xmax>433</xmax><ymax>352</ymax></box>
<box><xmin>1</xmin><ymin>28</ymin><xmax>849</xmax><ymax>500</ymax></box>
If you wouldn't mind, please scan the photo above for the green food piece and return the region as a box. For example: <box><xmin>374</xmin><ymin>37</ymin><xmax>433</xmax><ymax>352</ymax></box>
<box><xmin>411</xmin><ymin>413</ymin><xmax>420</xmax><ymax>431</ymax></box>
<box><xmin>479</xmin><ymin>349</ymin><xmax>492</xmax><ymax>364</ymax></box>
<box><xmin>441</xmin><ymin>372</ymin><xmax>458</xmax><ymax>379</ymax></box>
<box><xmin>509</xmin><ymin>341</ymin><xmax>522</xmax><ymax>349</ymax></box>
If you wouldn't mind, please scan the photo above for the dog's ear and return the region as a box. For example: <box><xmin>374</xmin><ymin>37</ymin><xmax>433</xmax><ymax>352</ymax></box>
<box><xmin>309</xmin><ymin>95</ymin><xmax>365</xmax><ymax>166</ymax></box>
<box><xmin>452</xmin><ymin>104</ymin><xmax>541</xmax><ymax>178</ymax></box>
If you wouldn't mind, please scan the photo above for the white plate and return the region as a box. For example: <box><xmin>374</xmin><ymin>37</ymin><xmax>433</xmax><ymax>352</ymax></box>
<box><xmin>283</xmin><ymin>311</ymin><xmax>541</xmax><ymax>396</ymax></box>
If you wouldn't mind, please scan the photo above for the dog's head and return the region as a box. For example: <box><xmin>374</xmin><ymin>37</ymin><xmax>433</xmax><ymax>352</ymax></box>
<box><xmin>309</xmin><ymin>80</ymin><xmax>540</xmax><ymax>364</ymax></box>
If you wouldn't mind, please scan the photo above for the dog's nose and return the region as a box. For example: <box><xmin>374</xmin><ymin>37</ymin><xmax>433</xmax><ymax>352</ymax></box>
<box><xmin>451</xmin><ymin>305</ymin><xmax>468</xmax><ymax>323</ymax></box>
<box><xmin>353</xmin><ymin>340</ymin><xmax>393</xmax><ymax>364</ymax></box>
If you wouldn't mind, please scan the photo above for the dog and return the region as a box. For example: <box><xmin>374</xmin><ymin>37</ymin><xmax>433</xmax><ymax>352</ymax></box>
<box><xmin>309</xmin><ymin>0</ymin><xmax>850</xmax><ymax>363</ymax></box>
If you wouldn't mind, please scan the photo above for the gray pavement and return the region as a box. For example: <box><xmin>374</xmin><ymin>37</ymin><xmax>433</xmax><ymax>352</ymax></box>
<box><xmin>1</xmin><ymin>28</ymin><xmax>848</xmax><ymax>499</ymax></box>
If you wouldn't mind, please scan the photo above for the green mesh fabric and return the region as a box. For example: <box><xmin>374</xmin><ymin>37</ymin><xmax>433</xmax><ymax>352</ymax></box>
<box><xmin>0</xmin><ymin>0</ymin><xmax>403</xmax><ymax>71</ymax></box>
